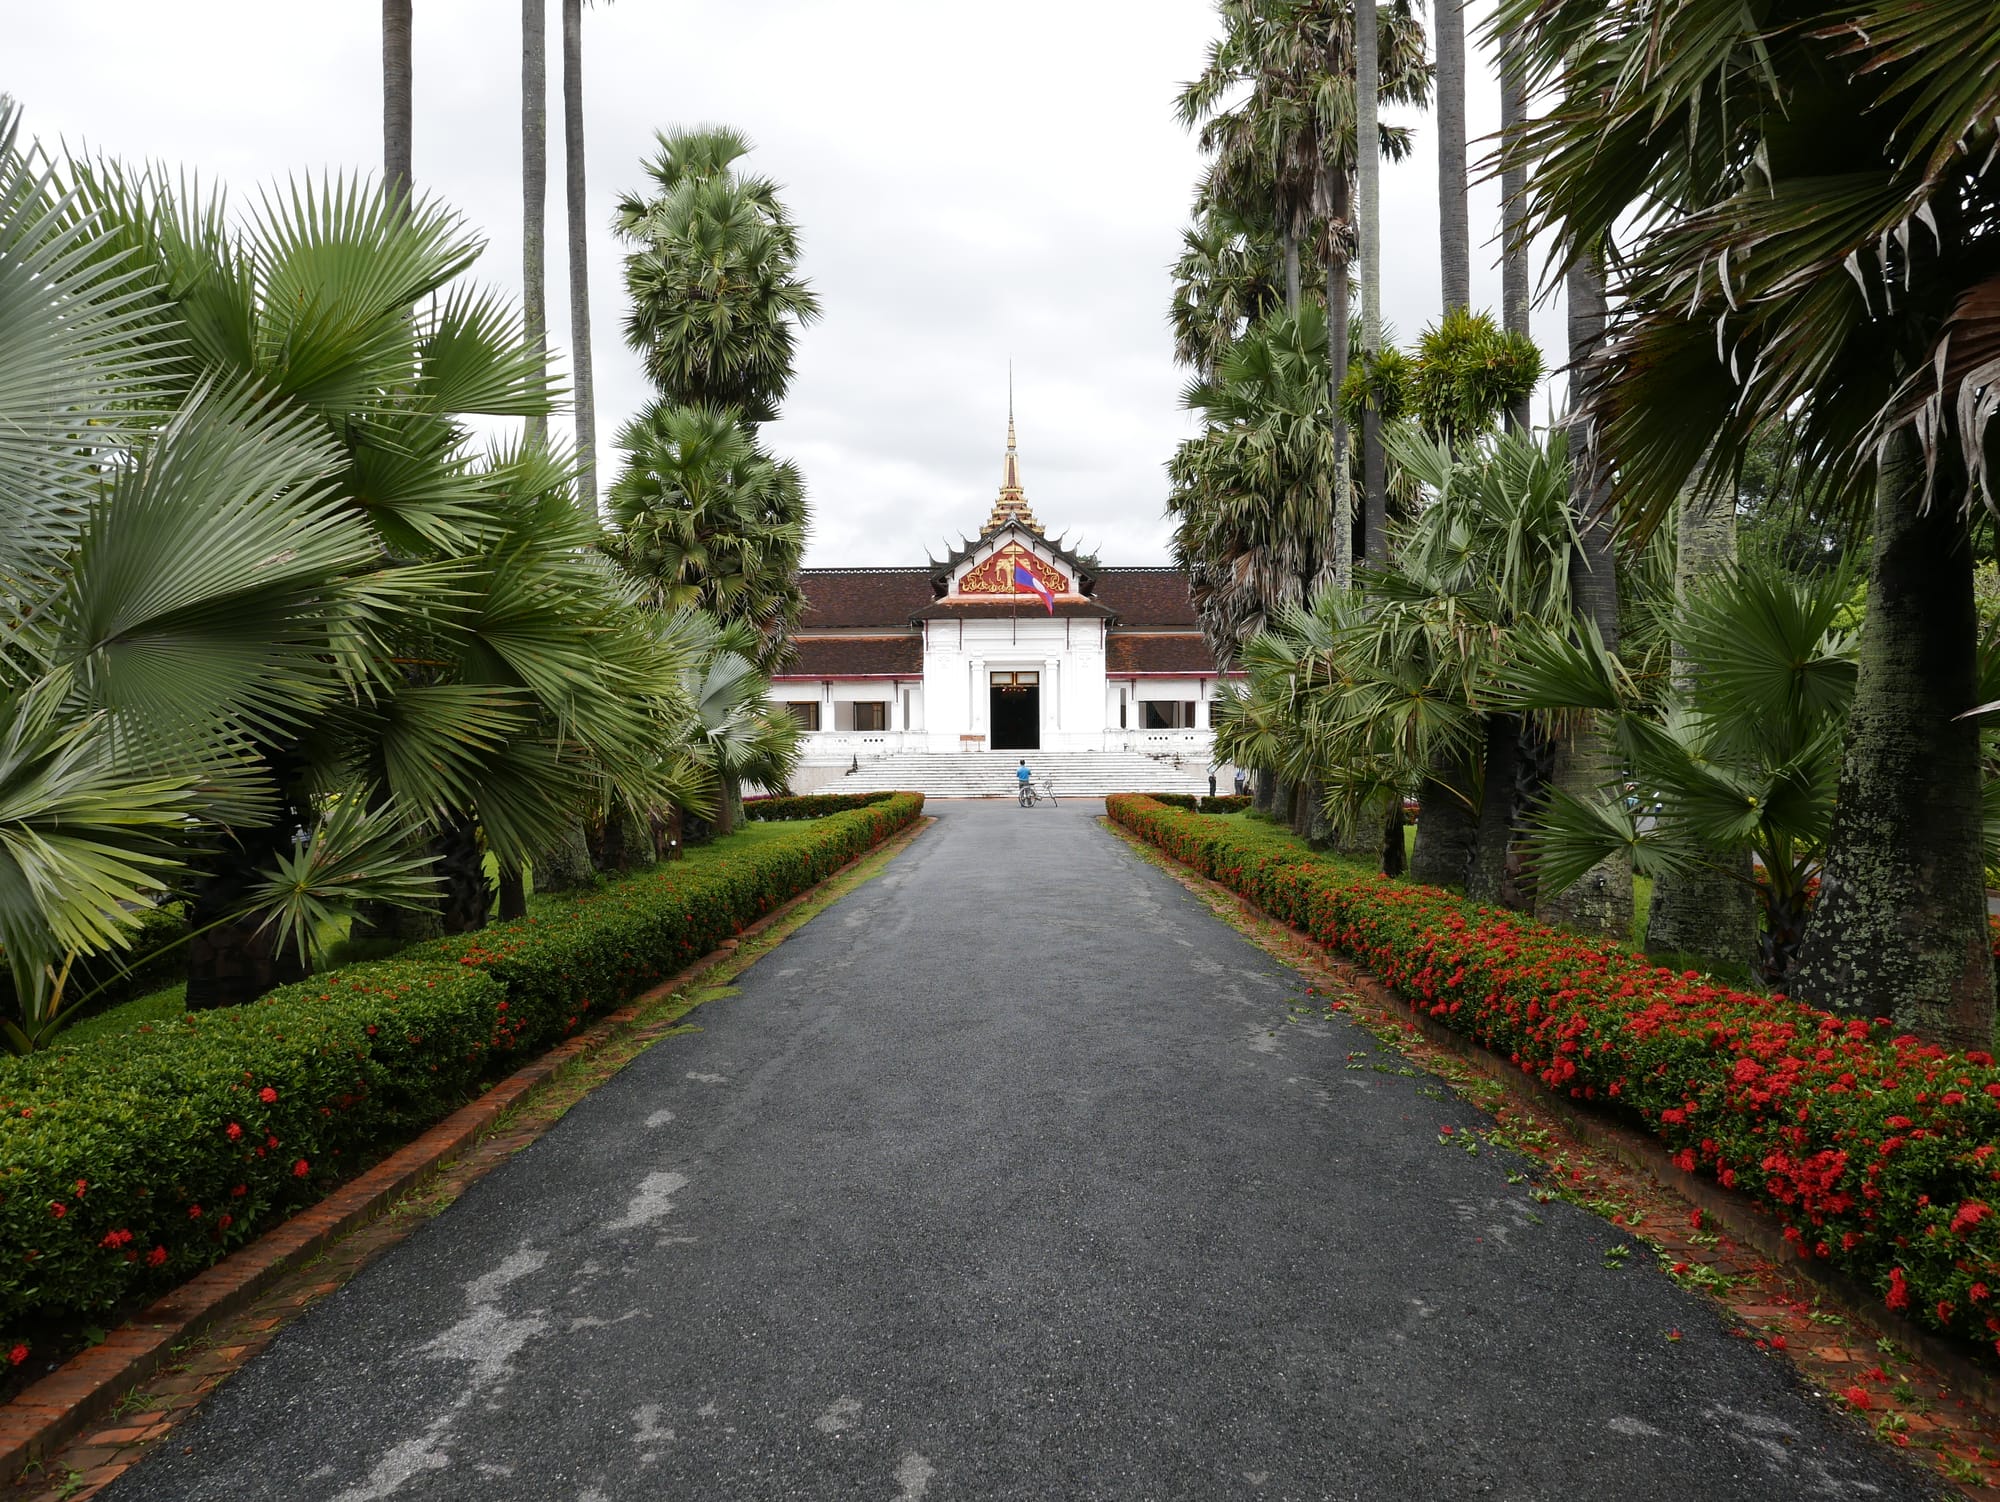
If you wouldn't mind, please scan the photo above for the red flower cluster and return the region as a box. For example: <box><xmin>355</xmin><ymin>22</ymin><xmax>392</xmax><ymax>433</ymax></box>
<box><xmin>1109</xmin><ymin>795</ymin><xmax>2000</xmax><ymax>1352</ymax></box>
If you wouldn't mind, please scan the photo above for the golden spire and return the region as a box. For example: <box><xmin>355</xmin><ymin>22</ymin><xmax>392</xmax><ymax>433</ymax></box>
<box><xmin>987</xmin><ymin>367</ymin><xmax>1043</xmax><ymax>535</ymax></box>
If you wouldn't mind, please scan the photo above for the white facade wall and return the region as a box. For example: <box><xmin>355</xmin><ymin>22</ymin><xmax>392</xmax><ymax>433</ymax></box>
<box><xmin>788</xmin><ymin>528</ymin><xmax>1226</xmax><ymax>764</ymax></box>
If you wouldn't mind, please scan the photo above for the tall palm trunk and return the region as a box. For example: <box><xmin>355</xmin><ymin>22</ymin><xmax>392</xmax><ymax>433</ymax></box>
<box><xmin>1435</xmin><ymin>0</ymin><xmax>1469</xmax><ymax>314</ymax></box>
<box><xmin>1410</xmin><ymin>753</ymin><xmax>1479</xmax><ymax>888</ymax></box>
<box><xmin>1497</xmin><ymin>25</ymin><xmax>1530</xmax><ymax>433</ymax></box>
<box><xmin>382</xmin><ymin>1</ymin><xmax>413</xmax><ymax>209</ymax></box>
<box><xmin>522</xmin><ymin>0</ymin><xmax>548</xmax><ymax>450</ymax></box>
<box><xmin>562</xmin><ymin>0</ymin><xmax>599</xmax><ymax>514</ymax></box>
<box><xmin>1282</xmin><ymin>223</ymin><xmax>1301</xmax><ymax>313</ymax></box>
<box><xmin>1356</xmin><ymin>0</ymin><xmax>1387</xmax><ymax>567</ymax></box>
<box><xmin>1466</xmin><ymin>711</ymin><xmax>1525</xmax><ymax>907</ymax></box>
<box><xmin>1327</xmin><ymin>167</ymin><xmax>1354</xmax><ymax>587</ymax></box>
<box><xmin>1645</xmin><ymin>474</ymin><xmax>1756</xmax><ymax>967</ymax></box>
<box><xmin>1790</xmin><ymin>429</ymin><xmax>1994</xmax><ymax>1046</ymax></box>
<box><xmin>1535</xmin><ymin>250</ymin><xmax>1632</xmax><ymax>936</ymax></box>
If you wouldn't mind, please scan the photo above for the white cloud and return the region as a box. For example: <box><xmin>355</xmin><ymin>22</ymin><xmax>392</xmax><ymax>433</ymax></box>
<box><xmin>12</xmin><ymin>0</ymin><xmax>1569</xmax><ymax>567</ymax></box>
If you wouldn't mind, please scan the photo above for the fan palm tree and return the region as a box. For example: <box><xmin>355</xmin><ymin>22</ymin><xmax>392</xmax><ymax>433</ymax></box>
<box><xmin>1495</xmin><ymin>0</ymin><xmax>2000</xmax><ymax>1042</ymax></box>
<box><xmin>667</xmin><ymin>613</ymin><xmax>801</xmax><ymax>838</ymax></box>
<box><xmin>1169</xmin><ymin>303</ymin><xmax>1344</xmax><ymax>665</ymax></box>
<box><xmin>1170</xmin><ymin>206</ymin><xmax>1287</xmax><ymax>378</ymax></box>
<box><xmin>56</xmin><ymin>160</ymin><xmax>683</xmax><ymax>1005</ymax></box>
<box><xmin>615</xmin><ymin>127</ymin><xmax>819</xmax><ymax>426</ymax></box>
<box><xmin>1</xmin><ymin>106</ymin><xmax>445</xmax><ymax>1041</ymax></box>
<box><xmin>1498</xmin><ymin>564</ymin><xmax>1870</xmax><ymax>984</ymax></box>
<box><xmin>607</xmin><ymin>401</ymin><xmax>808</xmax><ymax>664</ymax></box>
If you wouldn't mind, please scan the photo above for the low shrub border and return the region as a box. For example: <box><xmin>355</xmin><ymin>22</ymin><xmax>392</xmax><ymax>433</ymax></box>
<box><xmin>744</xmin><ymin>791</ymin><xmax>897</xmax><ymax>820</ymax></box>
<box><xmin>0</xmin><ymin>794</ymin><xmax>922</xmax><ymax>1360</ymax></box>
<box><xmin>1107</xmin><ymin>794</ymin><xmax>2000</xmax><ymax>1356</ymax></box>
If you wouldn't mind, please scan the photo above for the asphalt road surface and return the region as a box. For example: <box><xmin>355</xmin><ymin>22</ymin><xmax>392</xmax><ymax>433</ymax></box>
<box><xmin>110</xmin><ymin>800</ymin><xmax>1950</xmax><ymax>1502</ymax></box>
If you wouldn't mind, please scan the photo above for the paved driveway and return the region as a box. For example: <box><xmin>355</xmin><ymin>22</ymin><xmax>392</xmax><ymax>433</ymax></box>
<box><xmin>110</xmin><ymin>800</ymin><xmax>1948</xmax><ymax>1501</ymax></box>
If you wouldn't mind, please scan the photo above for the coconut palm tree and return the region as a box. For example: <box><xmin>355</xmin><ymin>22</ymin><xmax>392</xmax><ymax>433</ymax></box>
<box><xmin>615</xmin><ymin>127</ymin><xmax>819</xmax><ymax>426</ymax></box>
<box><xmin>607</xmin><ymin>401</ymin><xmax>809</xmax><ymax>663</ymax></box>
<box><xmin>383</xmin><ymin>1</ymin><xmax>412</xmax><ymax>208</ymax></box>
<box><xmin>1495</xmin><ymin>0</ymin><xmax>2000</xmax><ymax>1041</ymax></box>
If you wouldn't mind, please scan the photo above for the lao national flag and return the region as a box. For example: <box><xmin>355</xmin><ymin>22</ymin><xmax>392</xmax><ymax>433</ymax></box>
<box><xmin>1012</xmin><ymin>563</ymin><xmax>1056</xmax><ymax>614</ymax></box>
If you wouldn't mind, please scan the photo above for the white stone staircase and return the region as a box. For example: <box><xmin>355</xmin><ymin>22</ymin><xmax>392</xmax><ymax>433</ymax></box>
<box><xmin>830</xmin><ymin>750</ymin><xmax>1215</xmax><ymax>800</ymax></box>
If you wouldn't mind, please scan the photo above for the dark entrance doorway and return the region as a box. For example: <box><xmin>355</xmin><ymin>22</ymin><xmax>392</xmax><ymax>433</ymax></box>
<box><xmin>989</xmin><ymin>671</ymin><xmax>1040</xmax><ymax>751</ymax></box>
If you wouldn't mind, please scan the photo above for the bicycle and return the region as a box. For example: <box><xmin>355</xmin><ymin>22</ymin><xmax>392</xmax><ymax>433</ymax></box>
<box><xmin>1017</xmin><ymin>778</ymin><xmax>1058</xmax><ymax>807</ymax></box>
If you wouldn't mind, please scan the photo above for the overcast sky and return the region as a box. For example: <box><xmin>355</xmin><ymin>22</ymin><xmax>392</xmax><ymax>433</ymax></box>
<box><xmin>13</xmin><ymin>0</ymin><xmax>1565</xmax><ymax>567</ymax></box>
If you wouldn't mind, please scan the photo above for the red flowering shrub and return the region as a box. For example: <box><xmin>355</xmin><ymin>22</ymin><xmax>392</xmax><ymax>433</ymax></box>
<box><xmin>0</xmin><ymin>795</ymin><xmax>921</xmax><ymax>1349</ymax></box>
<box><xmin>1109</xmin><ymin>795</ymin><xmax>2000</xmax><ymax>1354</ymax></box>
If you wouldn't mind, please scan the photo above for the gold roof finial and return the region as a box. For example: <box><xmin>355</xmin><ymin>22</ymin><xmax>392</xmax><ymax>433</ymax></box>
<box><xmin>987</xmin><ymin>365</ymin><xmax>1043</xmax><ymax>535</ymax></box>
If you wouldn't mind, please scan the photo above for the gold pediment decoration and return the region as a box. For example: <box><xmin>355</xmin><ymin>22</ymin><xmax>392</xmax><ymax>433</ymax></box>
<box><xmin>957</xmin><ymin>541</ymin><xmax>1068</xmax><ymax>597</ymax></box>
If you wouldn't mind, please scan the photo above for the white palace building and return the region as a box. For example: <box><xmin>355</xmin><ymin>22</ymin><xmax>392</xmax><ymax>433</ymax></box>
<box><xmin>780</xmin><ymin>418</ymin><xmax>1236</xmax><ymax>797</ymax></box>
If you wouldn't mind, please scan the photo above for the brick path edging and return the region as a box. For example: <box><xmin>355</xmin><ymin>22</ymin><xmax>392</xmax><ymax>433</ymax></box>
<box><xmin>1115</xmin><ymin>818</ymin><xmax>2000</xmax><ymax>1416</ymax></box>
<box><xmin>0</xmin><ymin>814</ymin><xmax>927</xmax><ymax>1480</ymax></box>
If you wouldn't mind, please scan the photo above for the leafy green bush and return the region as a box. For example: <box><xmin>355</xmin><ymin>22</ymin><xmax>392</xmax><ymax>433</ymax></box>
<box><xmin>743</xmin><ymin>790</ymin><xmax>899</xmax><ymax>821</ymax></box>
<box><xmin>0</xmin><ymin>794</ymin><xmax>921</xmax><ymax>1347</ymax></box>
<box><xmin>0</xmin><ymin>960</ymin><xmax>500</xmax><ymax>1334</ymax></box>
<box><xmin>411</xmin><ymin>794</ymin><xmax>923</xmax><ymax>1051</ymax></box>
<box><xmin>1201</xmin><ymin>794</ymin><xmax>1252</xmax><ymax>813</ymax></box>
<box><xmin>1142</xmin><ymin>793</ymin><xmax>1201</xmax><ymax>810</ymax></box>
<box><xmin>1108</xmin><ymin>794</ymin><xmax>2000</xmax><ymax>1355</ymax></box>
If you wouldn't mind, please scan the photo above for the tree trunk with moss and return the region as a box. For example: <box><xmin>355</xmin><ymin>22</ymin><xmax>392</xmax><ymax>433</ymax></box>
<box><xmin>1789</xmin><ymin>431</ymin><xmax>1994</xmax><ymax>1046</ymax></box>
<box><xmin>1536</xmin><ymin>252</ymin><xmax>1633</xmax><ymax>938</ymax></box>
<box><xmin>589</xmin><ymin>803</ymin><xmax>652</xmax><ymax>874</ymax></box>
<box><xmin>1646</xmin><ymin>475</ymin><xmax>1756</xmax><ymax>967</ymax></box>
<box><xmin>1411</xmin><ymin>754</ymin><xmax>1479</xmax><ymax>889</ymax></box>
<box><xmin>1271</xmin><ymin>777</ymin><xmax>1296</xmax><ymax>826</ymax></box>
<box><xmin>1253</xmin><ymin>767</ymin><xmax>1276</xmax><ymax>814</ymax></box>
<box><xmin>533</xmin><ymin>822</ymin><xmax>594</xmax><ymax>893</ymax></box>
<box><xmin>1465</xmin><ymin>714</ymin><xmax>1522</xmax><ymax>907</ymax></box>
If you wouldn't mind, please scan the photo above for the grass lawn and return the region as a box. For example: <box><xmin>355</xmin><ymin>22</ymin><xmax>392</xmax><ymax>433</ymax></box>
<box><xmin>47</xmin><ymin>820</ymin><xmax>808</xmax><ymax>1052</ymax></box>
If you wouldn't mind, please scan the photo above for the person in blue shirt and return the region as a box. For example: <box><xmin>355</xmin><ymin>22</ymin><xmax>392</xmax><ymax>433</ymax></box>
<box><xmin>1016</xmin><ymin>759</ymin><xmax>1033</xmax><ymax>804</ymax></box>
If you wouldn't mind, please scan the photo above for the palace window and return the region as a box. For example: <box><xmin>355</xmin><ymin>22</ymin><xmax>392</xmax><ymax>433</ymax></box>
<box><xmin>851</xmin><ymin>701</ymin><xmax>887</xmax><ymax>732</ymax></box>
<box><xmin>991</xmin><ymin>671</ymin><xmax>1039</xmax><ymax>687</ymax></box>
<box><xmin>785</xmin><ymin>701</ymin><xmax>821</xmax><ymax>731</ymax></box>
<box><xmin>1140</xmin><ymin>700</ymin><xmax>1198</xmax><ymax>729</ymax></box>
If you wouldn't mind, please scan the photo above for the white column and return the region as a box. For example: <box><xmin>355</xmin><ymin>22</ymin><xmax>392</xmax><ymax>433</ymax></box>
<box><xmin>1196</xmin><ymin>685</ymin><xmax>1211</xmax><ymax>730</ymax></box>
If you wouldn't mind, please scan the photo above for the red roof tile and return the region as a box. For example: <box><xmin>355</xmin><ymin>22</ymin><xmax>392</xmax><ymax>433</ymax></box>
<box><xmin>1105</xmin><ymin>633</ymin><xmax>1228</xmax><ymax>676</ymax></box>
<box><xmin>1093</xmin><ymin>569</ymin><xmax>1198</xmax><ymax>628</ymax></box>
<box><xmin>798</xmin><ymin>569</ymin><xmax>935</xmax><ymax>628</ymax></box>
<box><xmin>772</xmin><ymin>636</ymin><xmax>923</xmax><ymax>678</ymax></box>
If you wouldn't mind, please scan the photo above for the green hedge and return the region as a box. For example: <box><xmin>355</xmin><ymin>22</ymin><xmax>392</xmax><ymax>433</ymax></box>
<box><xmin>1107</xmin><ymin>794</ymin><xmax>2000</xmax><ymax>1355</ymax></box>
<box><xmin>1202</xmin><ymin>794</ymin><xmax>1252</xmax><ymax>813</ymax></box>
<box><xmin>0</xmin><ymin>793</ymin><xmax>921</xmax><ymax>1347</ymax></box>
<box><xmin>744</xmin><ymin>790</ymin><xmax>899</xmax><ymax>821</ymax></box>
